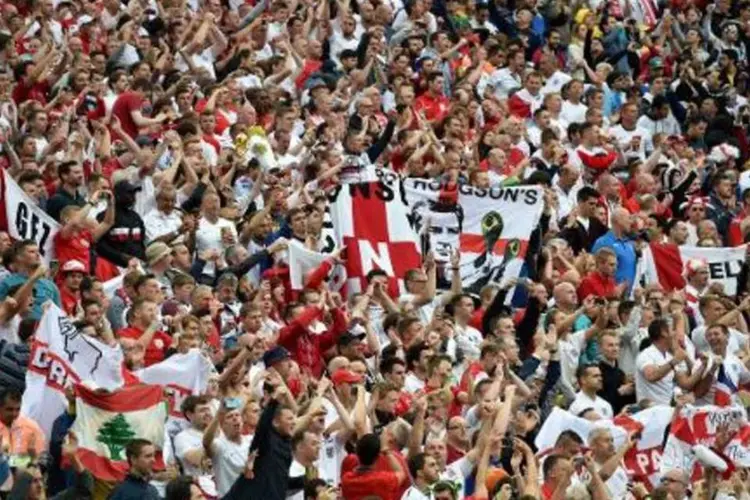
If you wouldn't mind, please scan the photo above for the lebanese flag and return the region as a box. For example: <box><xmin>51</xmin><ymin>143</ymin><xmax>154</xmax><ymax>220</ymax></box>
<box><xmin>535</xmin><ymin>405</ymin><xmax>674</xmax><ymax>489</ymax></box>
<box><xmin>507</xmin><ymin>88</ymin><xmax>541</xmax><ymax>119</ymax></box>
<box><xmin>71</xmin><ymin>383</ymin><xmax>167</xmax><ymax>482</ymax></box>
<box><xmin>639</xmin><ymin>243</ymin><xmax>746</xmax><ymax>295</ymax></box>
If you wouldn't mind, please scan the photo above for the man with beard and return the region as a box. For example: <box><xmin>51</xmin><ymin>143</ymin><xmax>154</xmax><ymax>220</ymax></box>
<box><xmin>96</xmin><ymin>180</ymin><xmax>146</xmax><ymax>267</ymax></box>
<box><xmin>46</xmin><ymin>161</ymin><xmax>86</xmax><ymax>222</ymax></box>
<box><xmin>568</xmin><ymin>364</ymin><xmax>613</xmax><ymax>419</ymax></box>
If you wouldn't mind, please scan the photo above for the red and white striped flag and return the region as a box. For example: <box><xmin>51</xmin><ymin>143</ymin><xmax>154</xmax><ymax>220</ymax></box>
<box><xmin>72</xmin><ymin>383</ymin><xmax>167</xmax><ymax>482</ymax></box>
<box><xmin>639</xmin><ymin>243</ymin><xmax>746</xmax><ymax>295</ymax></box>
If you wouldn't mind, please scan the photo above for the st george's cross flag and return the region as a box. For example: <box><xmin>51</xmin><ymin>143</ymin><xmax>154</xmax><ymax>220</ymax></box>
<box><xmin>134</xmin><ymin>349</ymin><xmax>216</xmax><ymax>419</ymax></box>
<box><xmin>328</xmin><ymin>169</ymin><xmax>422</xmax><ymax>296</ymax></box>
<box><xmin>72</xmin><ymin>383</ymin><xmax>167</xmax><ymax>482</ymax></box>
<box><xmin>287</xmin><ymin>240</ymin><xmax>346</xmax><ymax>292</ymax></box>
<box><xmin>535</xmin><ymin>405</ymin><xmax>675</xmax><ymax>489</ymax></box>
<box><xmin>661</xmin><ymin>405</ymin><xmax>750</xmax><ymax>481</ymax></box>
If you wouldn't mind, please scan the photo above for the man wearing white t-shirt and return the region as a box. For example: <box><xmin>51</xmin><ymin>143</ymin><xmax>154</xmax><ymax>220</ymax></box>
<box><xmin>405</xmin><ymin>342</ymin><xmax>433</xmax><ymax>394</ymax></box>
<box><xmin>452</xmin><ymin>294</ymin><xmax>483</xmax><ymax>366</ymax></box>
<box><xmin>560</xmin><ymin>80</ymin><xmax>588</xmax><ymax>124</ymax></box>
<box><xmin>589</xmin><ymin>428</ymin><xmax>637</xmax><ymax>500</ymax></box>
<box><xmin>608</xmin><ymin>103</ymin><xmax>651</xmax><ymax>161</ymax></box>
<box><xmin>203</xmin><ymin>400</ymin><xmax>253</xmax><ymax>497</ymax></box>
<box><xmin>568</xmin><ymin>364</ymin><xmax>613</xmax><ymax>419</ymax></box>
<box><xmin>691</xmin><ymin>295</ymin><xmax>750</xmax><ymax>356</ymax></box>
<box><xmin>635</xmin><ymin>318</ymin><xmax>703</xmax><ymax>405</ymax></box>
<box><xmin>401</xmin><ymin>453</ymin><xmax>441</xmax><ymax>500</ymax></box>
<box><xmin>195</xmin><ymin>192</ymin><xmax>238</xmax><ymax>278</ymax></box>
<box><xmin>694</xmin><ymin>324</ymin><xmax>750</xmax><ymax>406</ymax></box>
<box><xmin>174</xmin><ymin>395</ymin><xmax>214</xmax><ymax>477</ymax></box>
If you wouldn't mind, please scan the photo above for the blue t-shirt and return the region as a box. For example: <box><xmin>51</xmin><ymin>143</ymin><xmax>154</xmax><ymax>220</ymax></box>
<box><xmin>0</xmin><ymin>273</ymin><xmax>61</xmax><ymax>320</ymax></box>
<box><xmin>592</xmin><ymin>231</ymin><xmax>637</xmax><ymax>289</ymax></box>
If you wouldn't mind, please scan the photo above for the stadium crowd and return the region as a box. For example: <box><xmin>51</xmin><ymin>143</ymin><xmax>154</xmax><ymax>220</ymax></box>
<box><xmin>4</xmin><ymin>0</ymin><xmax>750</xmax><ymax>497</ymax></box>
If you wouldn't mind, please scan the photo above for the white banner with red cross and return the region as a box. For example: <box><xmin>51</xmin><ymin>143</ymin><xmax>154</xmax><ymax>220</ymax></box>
<box><xmin>328</xmin><ymin>169</ymin><xmax>422</xmax><ymax>296</ymax></box>
<box><xmin>535</xmin><ymin>406</ymin><xmax>675</xmax><ymax>489</ymax></box>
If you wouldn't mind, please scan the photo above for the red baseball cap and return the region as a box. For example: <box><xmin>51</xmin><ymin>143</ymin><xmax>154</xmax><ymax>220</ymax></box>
<box><xmin>331</xmin><ymin>369</ymin><xmax>363</xmax><ymax>386</ymax></box>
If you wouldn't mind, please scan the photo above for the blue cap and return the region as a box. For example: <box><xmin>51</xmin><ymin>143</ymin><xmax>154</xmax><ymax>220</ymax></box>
<box><xmin>262</xmin><ymin>346</ymin><xmax>291</xmax><ymax>367</ymax></box>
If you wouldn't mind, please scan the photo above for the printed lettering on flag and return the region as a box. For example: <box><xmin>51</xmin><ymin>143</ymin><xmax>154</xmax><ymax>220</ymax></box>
<box><xmin>328</xmin><ymin>169</ymin><xmax>422</xmax><ymax>295</ymax></box>
<box><xmin>536</xmin><ymin>406</ymin><xmax>674</xmax><ymax>488</ymax></box>
<box><xmin>72</xmin><ymin>383</ymin><xmax>167</xmax><ymax>482</ymax></box>
<box><xmin>661</xmin><ymin>405</ymin><xmax>750</xmax><ymax>481</ymax></box>
<box><xmin>0</xmin><ymin>169</ymin><xmax>60</xmax><ymax>264</ymax></box>
<box><xmin>403</xmin><ymin>179</ymin><xmax>544</xmax><ymax>294</ymax></box>
<box><xmin>640</xmin><ymin>243</ymin><xmax>746</xmax><ymax>295</ymax></box>
<box><xmin>22</xmin><ymin>303</ymin><xmax>124</xmax><ymax>439</ymax></box>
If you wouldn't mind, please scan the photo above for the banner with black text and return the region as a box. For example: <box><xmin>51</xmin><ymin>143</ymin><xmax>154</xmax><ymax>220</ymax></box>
<box><xmin>640</xmin><ymin>243</ymin><xmax>746</xmax><ymax>295</ymax></box>
<box><xmin>0</xmin><ymin>169</ymin><xmax>60</xmax><ymax>264</ymax></box>
<box><xmin>403</xmin><ymin>178</ymin><xmax>545</xmax><ymax>294</ymax></box>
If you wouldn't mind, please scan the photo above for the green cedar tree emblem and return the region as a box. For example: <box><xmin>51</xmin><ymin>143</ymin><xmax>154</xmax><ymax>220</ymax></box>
<box><xmin>96</xmin><ymin>413</ymin><xmax>136</xmax><ymax>460</ymax></box>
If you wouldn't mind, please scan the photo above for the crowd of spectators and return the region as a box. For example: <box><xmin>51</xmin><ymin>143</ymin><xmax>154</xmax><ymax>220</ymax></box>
<box><xmin>4</xmin><ymin>0</ymin><xmax>750</xmax><ymax>497</ymax></box>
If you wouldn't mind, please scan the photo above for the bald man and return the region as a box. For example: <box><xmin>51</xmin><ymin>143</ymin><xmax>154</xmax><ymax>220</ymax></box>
<box><xmin>553</xmin><ymin>282</ymin><xmax>579</xmax><ymax>314</ymax></box>
<box><xmin>591</xmin><ymin>208</ymin><xmax>637</xmax><ymax>289</ymax></box>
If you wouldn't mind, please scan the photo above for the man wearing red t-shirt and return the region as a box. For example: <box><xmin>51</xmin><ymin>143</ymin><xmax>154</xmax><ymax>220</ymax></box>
<box><xmin>110</xmin><ymin>78</ymin><xmax>169</xmax><ymax>139</ymax></box>
<box><xmin>414</xmin><ymin>72</ymin><xmax>450</xmax><ymax>123</ymax></box>
<box><xmin>54</xmin><ymin>190</ymin><xmax>115</xmax><ymax>273</ymax></box>
<box><xmin>117</xmin><ymin>298</ymin><xmax>172</xmax><ymax>367</ymax></box>
<box><xmin>577</xmin><ymin>247</ymin><xmax>624</xmax><ymax>301</ymax></box>
<box><xmin>341</xmin><ymin>433</ymin><xmax>407</xmax><ymax>500</ymax></box>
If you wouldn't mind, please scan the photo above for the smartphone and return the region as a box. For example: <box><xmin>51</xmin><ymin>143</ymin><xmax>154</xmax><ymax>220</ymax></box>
<box><xmin>50</xmin><ymin>260</ymin><xmax>59</xmax><ymax>276</ymax></box>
